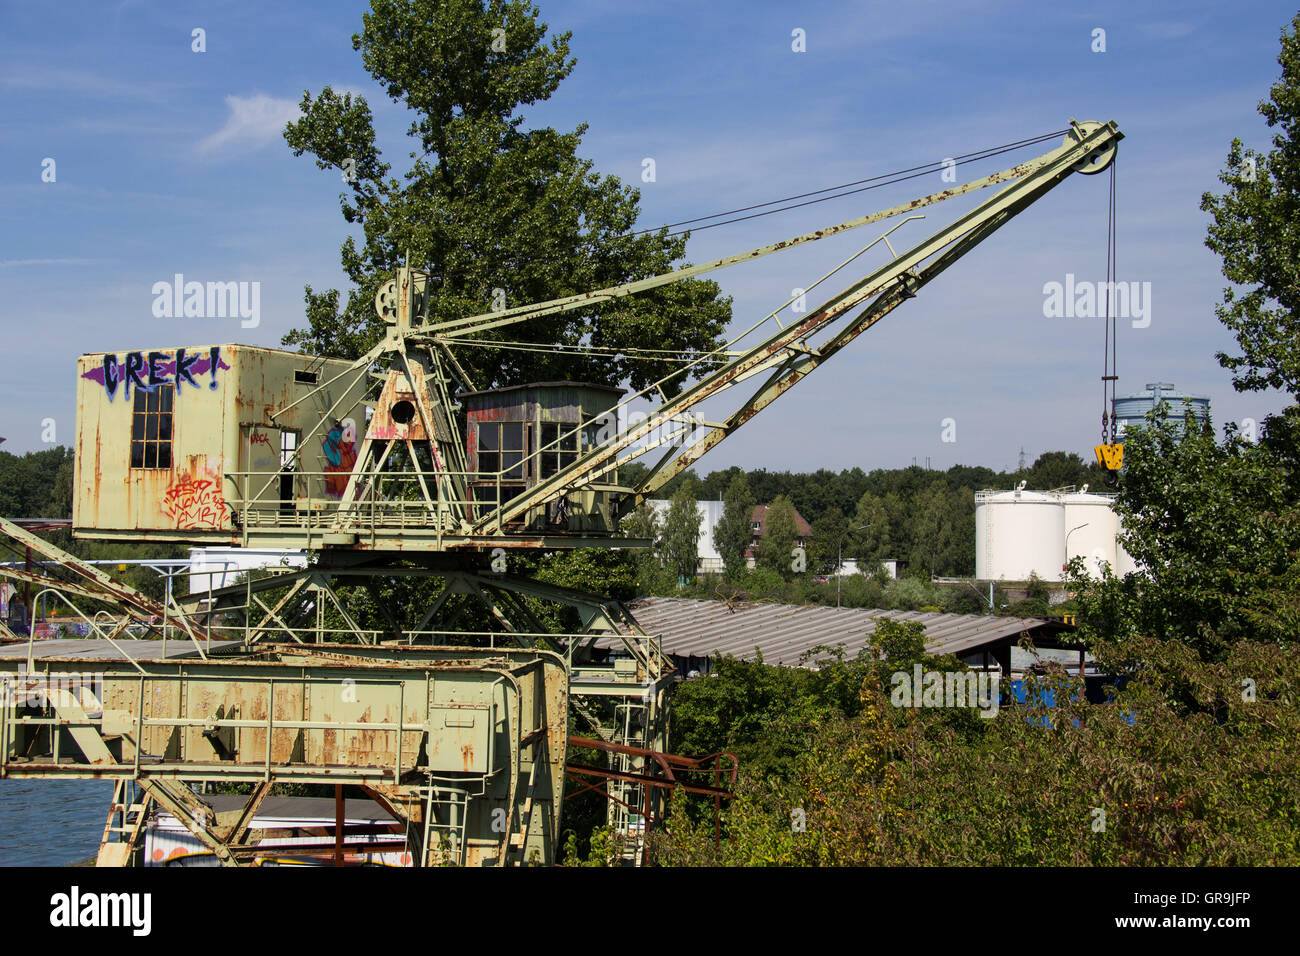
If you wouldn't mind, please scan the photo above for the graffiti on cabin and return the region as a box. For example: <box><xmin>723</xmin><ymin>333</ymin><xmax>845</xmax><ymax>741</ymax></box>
<box><xmin>322</xmin><ymin>420</ymin><xmax>357</xmax><ymax>498</ymax></box>
<box><xmin>82</xmin><ymin>347</ymin><xmax>230</xmax><ymax>401</ymax></box>
<box><xmin>161</xmin><ymin>475</ymin><xmax>227</xmax><ymax>529</ymax></box>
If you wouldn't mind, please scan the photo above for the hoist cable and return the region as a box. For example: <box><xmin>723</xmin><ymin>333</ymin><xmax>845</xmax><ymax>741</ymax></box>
<box><xmin>641</xmin><ymin>130</ymin><xmax>1071</xmax><ymax>238</ymax></box>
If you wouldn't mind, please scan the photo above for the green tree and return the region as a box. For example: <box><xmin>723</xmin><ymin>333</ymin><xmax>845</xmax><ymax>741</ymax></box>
<box><xmin>714</xmin><ymin>473</ymin><xmax>755</xmax><ymax>580</ymax></box>
<box><xmin>1201</xmin><ymin>12</ymin><xmax>1300</xmax><ymax>401</ymax></box>
<box><xmin>1025</xmin><ymin>451</ymin><xmax>1098</xmax><ymax>490</ymax></box>
<box><xmin>282</xmin><ymin>0</ymin><xmax>731</xmax><ymax>395</ymax></box>
<box><xmin>1069</xmin><ymin>408</ymin><xmax>1300</xmax><ymax>658</ymax></box>
<box><xmin>620</xmin><ymin>498</ymin><xmax>667</xmax><ymax>592</ymax></box>
<box><xmin>908</xmin><ymin>480</ymin><xmax>958</xmax><ymax>577</ymax></box>
<box><xmin>881</xmin><ymin>491</ymin><xmax>907</xmax><ymax>562</ymax></box>
<box><xmin>46</xmin><ymin>451</ymin><xmax>75</xmax><ymax>519</ymax></box>
<box><xmin>660</xmin><ymin>482</ymin><xmax>702</xmax><ymax>583</ymax></box>
<box><xmin>850</xmin><ymin>492</ymin><xmax>891</xmax><ymax>568</ymax></box>
<box><xmin>0</xmin><ymin>447</ymin><xmax>74</xmax><ymax>519</ymax></box>
<box><xmin>534</xmin><ymin>547</ymin><xmax>640</xmax><ymax>602</ymax></box>
<box><xmin>808</xmin><ymin>506</ymin><xmax>849</xmax><ymax>577</ymax></box>
<box><xmin>756</xmin><ymin>496</ymin><xmax>799</xmax><ymax>580</ymax></box>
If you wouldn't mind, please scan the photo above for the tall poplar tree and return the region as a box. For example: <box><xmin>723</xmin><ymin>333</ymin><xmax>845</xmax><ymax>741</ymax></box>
<box><xmin>282</xmin><ymin>0</ymin><xmax>731</xmax><ymax>395</ymax></box>
<box><xmin>661</xmin><ymin>482</ymin><xmax>702</xmax><ymax>583</ymax></box>
<box><xmin>715</xmin><ymin>473</ymin><xmax>756</xmax><ymax>579</ymax></box>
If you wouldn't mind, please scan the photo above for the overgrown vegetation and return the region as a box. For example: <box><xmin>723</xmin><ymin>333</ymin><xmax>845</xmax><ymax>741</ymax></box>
<box><xmin>645</xmin><ymin>15</ymin><xmax>1300</xmax><ymax>865</ymax></box>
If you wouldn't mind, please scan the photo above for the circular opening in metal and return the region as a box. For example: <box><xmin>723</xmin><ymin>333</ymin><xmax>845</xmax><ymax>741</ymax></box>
<box><xmin>390</xmin><ymin>400</ymin><xmax>416</xmax><ymax>424</ymax></box>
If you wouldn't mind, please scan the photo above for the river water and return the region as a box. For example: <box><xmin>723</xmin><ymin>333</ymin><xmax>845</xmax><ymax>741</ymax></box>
<box><xmin>0</xmin><ymin>780</ymin><xmax>114</xmax><ymax>866</ymax></box>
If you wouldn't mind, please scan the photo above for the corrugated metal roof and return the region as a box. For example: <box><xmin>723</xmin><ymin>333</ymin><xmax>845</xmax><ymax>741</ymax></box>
<box><xmin>612</xmin><ymin>596</ymin><xmax>1048</xmax><ymax>667</ymax></box>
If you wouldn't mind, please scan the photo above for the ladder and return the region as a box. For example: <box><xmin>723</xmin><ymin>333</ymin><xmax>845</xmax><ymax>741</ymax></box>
<box><xmin>421</xmin><ymin>785</ymin><xmax>469</xmax><ymax>866</ymax></box>
<box><xmin>97</xmin><ymin>780</ymin><xmax>153</xmax><ymax>867</ymax></box>
<box><xmin>608</xmin><ymin>702</ymin><xmax>648</xmax><ymax>864</ymax></box>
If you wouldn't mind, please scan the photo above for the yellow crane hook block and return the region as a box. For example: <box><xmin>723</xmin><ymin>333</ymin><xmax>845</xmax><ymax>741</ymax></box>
<box><xmin>1094</xmin><ymin>443</ymin><xmax>1124</xmax><ymax>471</ymax></box>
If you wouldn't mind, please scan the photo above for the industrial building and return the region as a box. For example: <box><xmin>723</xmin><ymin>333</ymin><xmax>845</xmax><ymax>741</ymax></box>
<box><xmin>186</xmin><ymin>547</ymin><xmax>307</xmax><ymax>594</ymax></box>
<box><xmin>606</xmin><ymin>596</ymin><xmax>1083</xmax><ymax>678</ymax></box>
<box><xmin>73</xmin><ymin>344</ymin><xmax>368</xmax><ymax>544</ymax></box>
<box><xmin>974</xmin><ymin>383</ymin><xmax>1211</xmax><ymax>584</ymax></box>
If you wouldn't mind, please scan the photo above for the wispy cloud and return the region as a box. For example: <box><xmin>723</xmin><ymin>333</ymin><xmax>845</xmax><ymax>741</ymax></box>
<box><xmin>0</xmin><ymin>258</ymin><xmax>99</xmax><ymax>268</ymax></box>
<box><xmin>196</xmin><ymin>94</ymin><xmax>301</xmax><ymax>155</ymax></box>
<box><xmin>1140</xmin><ymin>19</ymin><xmax>1204</xmax><ymax>40</ymax></box>
<box><xmin>0</xmin><ymin>66</ymin><xmax>173</xmax><ymax>101</ymax></box>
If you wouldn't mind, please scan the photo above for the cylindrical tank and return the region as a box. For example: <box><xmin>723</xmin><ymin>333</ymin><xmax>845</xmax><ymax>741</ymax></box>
<box><xmin>976</xmin><ymin>488</ymin><xmax>1066</xmax><ymax>582</ymax></box>
<box><xmin>1116</xmin><ymin>537</ymin><xmax>1139</xmax><ymax>577</ymax></box>
<box><xmin>1062</xmin><ymin>492</ymin><xmax>1120</xmax><ymax>577</ymax></box>
<box><xmin>1113</xmin><ymin>382</ymin><xmax>1210</xmax><ymax>437</ymax></box>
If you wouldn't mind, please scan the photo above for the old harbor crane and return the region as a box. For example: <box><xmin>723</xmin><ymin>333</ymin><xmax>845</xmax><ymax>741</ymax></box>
<box><xmin>1</xmin><ymin>120</ymin><xmax>1122</xmax><ymax>866</ymax></box>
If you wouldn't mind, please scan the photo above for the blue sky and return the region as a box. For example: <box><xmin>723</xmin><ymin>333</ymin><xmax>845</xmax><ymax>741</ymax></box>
<box><xmin>1</xmin><ymin>0</ymin><xmax>1296</xmax><ymax>475</ymax></box>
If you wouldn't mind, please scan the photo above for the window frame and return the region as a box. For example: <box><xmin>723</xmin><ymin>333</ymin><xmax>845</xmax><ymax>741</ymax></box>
<box><xmin>537</xmin><ymin>422</ymin><xmax>579</xmax><ymax>480</ymax></box>
<box><xmin>476</xmin><ymin>421</ymin><xmax>526</xmax><ymax>480</ymax></box>
<box><xmin>130</xmin><ymin>385</ymin><xmax>173</xmax><ymax>470</ymax></box>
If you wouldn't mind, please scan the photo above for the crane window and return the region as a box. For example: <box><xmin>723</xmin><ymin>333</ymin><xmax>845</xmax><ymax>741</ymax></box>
<box><xmin>539</xmin><ymin>423</ymin><xmax>578</xmax><ymax>479</ymax></box>
<box><xmin>130</xmin><ymin>386</ymin><xmax>173</xmax><ymax>469</ymax></box>
<box><xmin>477</xmin><ymin>422</ymin><xmax>524</xmax><ymax>479</ymax></box>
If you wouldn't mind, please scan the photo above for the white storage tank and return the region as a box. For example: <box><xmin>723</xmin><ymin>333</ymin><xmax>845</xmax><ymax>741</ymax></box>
<box><xmin>1116</xmin><ymin>537</ymin><xmax>1139</xmax><ymax>577</ymax></box>
<box><xmin>976</xmin><ymin>486</ymin><xmax>1066</xmax><ymax>582</ymax></box>
<box><xmin>1062</xmin><ymin>489</ymin><xmax>1120</xmax><ymax>578</ymax></box>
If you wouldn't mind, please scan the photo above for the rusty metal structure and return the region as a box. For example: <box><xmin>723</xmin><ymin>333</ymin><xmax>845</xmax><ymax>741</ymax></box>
<box><xmin>1</xmin><ymin>121</ymin><xmax>1121</xmax><ymax>866</ymax></box>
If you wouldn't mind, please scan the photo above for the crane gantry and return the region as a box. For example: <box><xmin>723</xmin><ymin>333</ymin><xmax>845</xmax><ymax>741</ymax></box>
<box><xmin>239</xmin><ymin>119</ymin><xmax>1124</xmax><ymax>551</ymax></box>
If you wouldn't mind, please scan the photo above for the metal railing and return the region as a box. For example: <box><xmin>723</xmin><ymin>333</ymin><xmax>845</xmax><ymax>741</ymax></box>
<box><xmin>223</xmin><ymin>465</ymin><xmax>630</xmax><ymax>541</ymax></box>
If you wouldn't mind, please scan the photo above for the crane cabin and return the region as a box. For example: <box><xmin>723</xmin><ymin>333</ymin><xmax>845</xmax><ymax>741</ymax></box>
<box><xmin>73</xmin><ymin>343</ymin><xmax>369</xmax><ymax>545</ymax></box>
<box><xmin>461</xmin><ymin>381</ymin><xmax>624</xmax><ymax>527</ymax></box>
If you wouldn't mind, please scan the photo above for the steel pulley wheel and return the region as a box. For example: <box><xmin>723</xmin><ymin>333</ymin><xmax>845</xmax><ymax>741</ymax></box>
<box><xmin>375</xmin><ymin>279</ymin><xmax>400</xmax><ymax>323</ymax></box>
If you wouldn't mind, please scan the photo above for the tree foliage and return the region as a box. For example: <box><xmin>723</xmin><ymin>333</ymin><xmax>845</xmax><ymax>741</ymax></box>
<box><xmin>807</xmin><ymin>505</ymin><xmax>848</xmax><ymax>576</ymax></box>
<box><xmin>1201</xmin><ymin>11</ymin><xmax>1300</xmax><ymax>400</ymax></box>
<box><xmin>714</xmin><ymin>473</ymin><xmax>755</xmax><ymax>580</ymax></box>
<box><xmin>660</xmin><ymin>481</ymin><xmax>701</xmax><ymax>582</ymax></box>
<box><xmin>655</xmin><ymin>637</ymin><xmax>1300</xmax><ymax>866</ymax></box>
<box><xmin>1069</xmin><ymin>406</ymin><xmax>1300</xmax><ymax>658</ymax></box>
<box><xmin>0</xmin><ymin>446</ymin><xmax>74</xmax><ymax>519</ymax></box>
<box><xmin>281</xmin><ymin>0</ymin><xmax>731</xmax><ymax>396</ymax></box>
<box><xmin>755</xmin><ymin>496</ymin><xmax>798</xmax><ymax>579</ymax></box>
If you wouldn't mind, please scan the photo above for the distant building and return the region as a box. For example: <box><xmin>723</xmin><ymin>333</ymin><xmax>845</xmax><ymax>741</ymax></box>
<box><xmin>848</xmin><ymin>557</ymin><xmax>899</xmax><ymax>580</ymax></box>
<box><xmin>745</xmin><ymin>503</ymin><xmax>812</xmax><ymax>565</ymax></box>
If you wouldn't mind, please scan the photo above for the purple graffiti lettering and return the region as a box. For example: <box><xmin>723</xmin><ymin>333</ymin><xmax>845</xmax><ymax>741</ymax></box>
<box><xmin>147</xmin><ymin>351</ymin><xmax>168</xmax><ymax>387</ymax></box>
<box><xmin>124</xmin><ymin>352</ymin><xmax>146</xmax><ymax>397</ymax></box>
<box><xmin>103</xmin><ymin>355</ymin><xmax>120</xmax><ymax>400</ymax></box>
<box><xmin>82</xmin><ymin>348</ymin><xmax>230</xmax><ymax>399</ymax></box>
<box><xmin>174</xmin><ymin>349</ymin><xmax>199</xmax><ymax>389</ymax></box>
